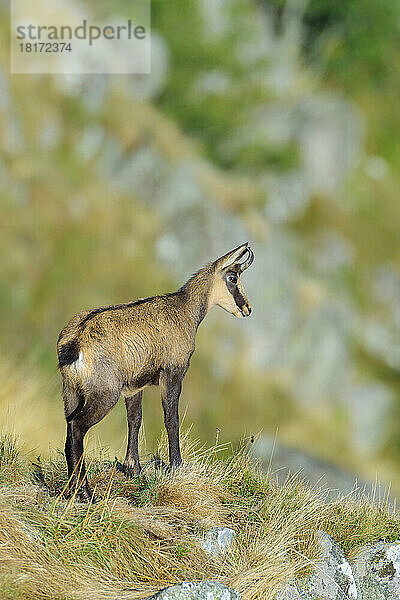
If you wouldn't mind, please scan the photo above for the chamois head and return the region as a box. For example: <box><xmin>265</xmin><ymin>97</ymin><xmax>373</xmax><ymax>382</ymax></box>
<box><xmin>209</xmin><ymin>242</ymin><xmax>254</xmax><ymax>318</ymax></box>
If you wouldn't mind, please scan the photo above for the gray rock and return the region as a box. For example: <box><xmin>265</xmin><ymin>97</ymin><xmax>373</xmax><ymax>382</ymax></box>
<box><xmin>199</xmin><ymin>527</ymin><xmax>236</xmax><ymax>557</ymax></box>
<box><xmin>352</xmin><ymin>542</ymin><xmax>400</xmax><ymax>599</ymax></box>
<box><xmin>276</xmin><ymin>582</ymin><xmax>305</xmax><ymax>599</ymax></box>
<box><xmin>277</xmin><ymin>532</ymin><xmax>357</xmax><ymax>599</ymax></box>
<box><xmin>147</xmin><ymin>580</ymin><xmax>241</xmax><ymax>600</ymax></box>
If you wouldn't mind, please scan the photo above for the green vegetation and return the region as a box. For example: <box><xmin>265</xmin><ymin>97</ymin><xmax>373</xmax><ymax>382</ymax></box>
<box><xmin>264</xmin><ymin>0</ymin><xmax>400</xmax><ymax>88</ymax></box>
<box><xmin>0</xmin><ymin>431</ymin><xmax>398</xmax><ymax>599</ymax></box>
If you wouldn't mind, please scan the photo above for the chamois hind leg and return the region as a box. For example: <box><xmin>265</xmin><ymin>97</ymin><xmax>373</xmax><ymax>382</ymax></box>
<box><xmin>63</xmin><ymin>382</ymin><xmax>84</xmax><ymax>485</ymax></box>
<box><xmin>121</xmin><ymin>391</ymin><xmax>143</xmax><ymax>477</ymax></box>
<box><xmin>66</xmin><ymin>388</ymin><xmax>120</xmax><ymax>501</ymax></box>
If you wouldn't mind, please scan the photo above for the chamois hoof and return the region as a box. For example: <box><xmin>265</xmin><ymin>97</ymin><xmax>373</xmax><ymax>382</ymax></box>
<box><xmin>115</xmin><ymin>460</ymin><xmax>124</xmax><ymax>474</ymax></box>
<box><xmin>115</xmin><ymin>461</ymin><xmax>141</xmax><ymax>479</ymax></box>
<box><xmin>71</xmin><ymin>480</ymin><xmax>97</xmax><ymax>503</ymax></box>
<box><xmin>63</xmin><ymin>485</ymin><xmax>97</xmax><ymax>503</ymax></box>
<box><xmin>78</xmin><ymin>488</ymin><xmax>98</xmax><ymax>503</ymax></box>
<box><xmin>150</xmin><ymin>454</ymin><xmax>169</xmax><ymax>473</ymax></box>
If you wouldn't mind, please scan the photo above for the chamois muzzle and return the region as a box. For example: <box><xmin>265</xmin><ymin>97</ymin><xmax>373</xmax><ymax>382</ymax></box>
<box><xmin>238</xmin><ymin>247</ymin><xmax>254</xmax><ymax>273</ymax></box>
<box><xmin>241</xmin><ymin>303</ymin><xmax>252</xmax><ymax>317</ymax></box>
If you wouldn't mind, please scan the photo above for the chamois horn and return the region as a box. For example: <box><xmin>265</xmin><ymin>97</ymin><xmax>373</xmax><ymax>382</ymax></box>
<box><xmin>238</xmin><ymin>246</ymin><xmax>254</xmax><ymax>272</ymax></box>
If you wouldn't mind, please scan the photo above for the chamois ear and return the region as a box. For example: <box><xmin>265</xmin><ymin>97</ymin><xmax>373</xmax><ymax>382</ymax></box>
<box><xmin>214</xmin><ymin>243</ymin><xmax>249</xmax><ymax>271</ymax></box>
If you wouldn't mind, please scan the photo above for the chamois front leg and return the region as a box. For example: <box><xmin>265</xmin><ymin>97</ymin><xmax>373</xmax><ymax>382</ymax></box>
<box><xmin>160</xmin><ymin>370</ymin><xmax>183</xmax><ymax>469</ymax></box>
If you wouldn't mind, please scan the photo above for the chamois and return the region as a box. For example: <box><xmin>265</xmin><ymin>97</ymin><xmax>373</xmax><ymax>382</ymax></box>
<box><xmin>57</xmin><ymin>243</ymin><xmax>254</xmax><ymax>501</ymax></box>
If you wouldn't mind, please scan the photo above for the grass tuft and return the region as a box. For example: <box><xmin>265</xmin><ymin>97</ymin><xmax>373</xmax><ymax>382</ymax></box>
<box><xmin>0</xmin><ymin>431</ymin><xmax>398</xmax><ymax>600</ymax></box>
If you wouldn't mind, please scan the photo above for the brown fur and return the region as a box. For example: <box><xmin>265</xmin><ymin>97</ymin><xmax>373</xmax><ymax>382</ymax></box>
<box><xmin>57</xmin><ymin>244</ymin><xmax>254</xmax><ymax>500</ymax></box>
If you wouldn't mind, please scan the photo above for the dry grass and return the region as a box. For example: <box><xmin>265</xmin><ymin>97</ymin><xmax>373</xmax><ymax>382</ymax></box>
<box><xmin>0</xmin><ymin>430</ymin><xmax>398</xmax><ymax>600</ymax></box>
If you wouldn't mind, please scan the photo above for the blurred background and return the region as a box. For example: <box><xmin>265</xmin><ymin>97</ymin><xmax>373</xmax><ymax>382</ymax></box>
<box><xmin>1</xmin><ymin>0</ymin><xmax>400</xmax><ymax>493</ymax></box>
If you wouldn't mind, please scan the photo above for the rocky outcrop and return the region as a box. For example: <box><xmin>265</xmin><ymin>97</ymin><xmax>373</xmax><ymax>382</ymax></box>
<box><xmin>147</xmin><ymin>581</ymin><xmax>241</xmax><ymax>600</ymax></box>
<box><xmin>352</xmin><ymin>542</ymin><xmax>400</xmax><ymax>599</ymax></box>
<box><xmin>277</xmin><ymin>532</ymin><xmax>357</xmax><ymax>599</ymax></box>
<box><xmin>278</xmin><ymin>535</ymin><xmax>400</xmax><ymax>599</ymax></box>
<box><xmin>199</xmin><ymin>527</ymin><xmax>236</xmax><ymax>557</ymax></box>
<box><xmin>147</xmin><ymin>529</ymin><xmax>400</xmax><ymax>600</ymax></box>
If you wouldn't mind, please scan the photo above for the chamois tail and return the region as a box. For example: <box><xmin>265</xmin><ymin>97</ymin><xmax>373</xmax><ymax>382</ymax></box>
<box><xmin>58</xmin><ymin>338</ymin><xmax>80</xmax><ymax>368</ymax></box>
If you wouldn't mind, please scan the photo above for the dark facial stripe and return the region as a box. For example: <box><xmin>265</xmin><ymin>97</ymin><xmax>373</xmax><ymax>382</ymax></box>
<box><xmin>232</xmin><ymin>287</ymin><xmax>246</xmax><ymax>309</ymax></box>
<box><xmin>225</xmin><ymin>273</ymin><xmax>246</xmax><ymax>309</ymax></box>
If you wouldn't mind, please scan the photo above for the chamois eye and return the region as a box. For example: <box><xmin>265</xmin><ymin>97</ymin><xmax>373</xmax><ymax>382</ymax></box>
<box><xmin>227</xmin><ymin>274</ymin><xmax>238</xmax><ymax>285</ymax></box>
